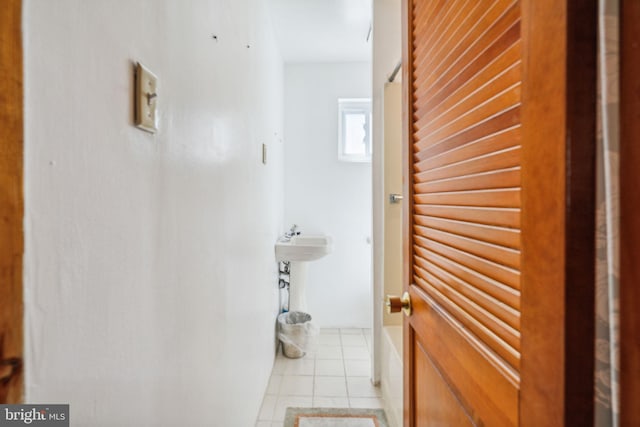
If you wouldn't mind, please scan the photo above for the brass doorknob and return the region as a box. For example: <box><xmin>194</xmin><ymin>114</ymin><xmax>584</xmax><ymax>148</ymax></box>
<box><xmin>385</xmin><ymin>292</ymin><xmax>412</xmax><ymax>316</ymax></box>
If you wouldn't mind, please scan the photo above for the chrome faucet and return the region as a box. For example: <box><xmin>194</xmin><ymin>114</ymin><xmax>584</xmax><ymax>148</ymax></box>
<box><xmin>282</xmin><ymin>224</ymin><xmax>300</xmax><ymax>241</ymax></box>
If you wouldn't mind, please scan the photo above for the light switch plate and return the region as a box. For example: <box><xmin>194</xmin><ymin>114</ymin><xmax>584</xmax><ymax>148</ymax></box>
<box><xmin>135</xmin><ymin>62</ymin><xmax>158</xmax><ymax>133</ymax></box>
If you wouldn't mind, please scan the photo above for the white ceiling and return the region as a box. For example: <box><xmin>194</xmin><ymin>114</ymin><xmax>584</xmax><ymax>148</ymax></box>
<box><xmin>267</xmin><ymin>0</ymin><xmax>372</xmax><ymax>63</ymax></box>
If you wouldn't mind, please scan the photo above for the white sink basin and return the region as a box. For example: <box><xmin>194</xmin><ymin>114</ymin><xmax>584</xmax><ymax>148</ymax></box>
<box><xmin>275</xmin><ymin>235</ymin><xmax>333</xmax><ymax>262</ymax></box>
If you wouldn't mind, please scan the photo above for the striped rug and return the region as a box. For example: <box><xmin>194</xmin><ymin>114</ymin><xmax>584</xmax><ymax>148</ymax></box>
<box><xmin>284</xmin><ymin>408</ymin><xmax>389</xmax><ymax>427</ymax></box>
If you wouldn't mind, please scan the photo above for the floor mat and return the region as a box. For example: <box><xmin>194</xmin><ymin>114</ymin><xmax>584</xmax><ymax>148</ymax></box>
<box><xmin>283</xmin><ymin>407</ymin><xmax>389</xmax><ymax>427</ymax></box>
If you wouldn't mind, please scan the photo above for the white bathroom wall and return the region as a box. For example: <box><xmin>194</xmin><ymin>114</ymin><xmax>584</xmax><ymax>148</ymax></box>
<box><xmin>23</xmin><ymin>1</ymin><xmax>284</xmax><ymax>426</ymax></box>
<box><xmin>283</xmin><ymin>62</ymin><xmax>372</xmax><ymax>328</ymax></box>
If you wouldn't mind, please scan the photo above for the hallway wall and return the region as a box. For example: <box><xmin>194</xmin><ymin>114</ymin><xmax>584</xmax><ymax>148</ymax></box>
<box><xmin>283</xmin><ymin>62</ymin><xmax>372</xmax><ymax>328</ymax></box>
<box><xmin>23</xmin><ymin>1</ymin><xmax>284</xmax><ymax>425</ymax></box>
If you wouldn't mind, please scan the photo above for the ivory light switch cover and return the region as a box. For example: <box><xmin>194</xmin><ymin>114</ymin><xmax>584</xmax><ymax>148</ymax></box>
<box><xmin>135</xmin><ymin>62</ymin><xmax>158</xmax><ymax>133</ymax></box>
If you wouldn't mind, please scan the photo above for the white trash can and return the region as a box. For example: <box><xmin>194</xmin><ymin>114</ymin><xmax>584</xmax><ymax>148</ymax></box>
<box><xmin>277</xmin><ymin>311</ymin><xmax>318</xmax><ymax>358</ymax></box>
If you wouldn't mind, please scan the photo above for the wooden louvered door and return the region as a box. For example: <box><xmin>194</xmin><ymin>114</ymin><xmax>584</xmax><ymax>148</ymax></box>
<box><xmin>402</xmin><ymin>0</ymin><xmax>597</xmax><ymax>426</ymax></box>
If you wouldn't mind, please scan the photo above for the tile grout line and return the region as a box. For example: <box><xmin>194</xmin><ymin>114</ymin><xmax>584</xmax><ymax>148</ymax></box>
<box><xmin>340</xmin><ymin>329</ymin><xmax>351</xmax><ymax>408</ymax></box>
<box><xmin>311</xmin><ymin>347</ymin><xmax>317</xmax><ymax>408</ymax></box>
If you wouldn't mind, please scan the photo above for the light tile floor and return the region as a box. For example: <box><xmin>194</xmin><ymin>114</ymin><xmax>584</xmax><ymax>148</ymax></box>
<box><xmin>256</xmin><ymin>328</ymin><xmax>383</xmax><ymax>427</ymax></box>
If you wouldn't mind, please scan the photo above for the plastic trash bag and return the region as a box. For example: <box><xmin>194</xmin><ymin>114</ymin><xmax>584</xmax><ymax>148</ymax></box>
<box><xmin>277</xmin><ymin>311</ymin><xmax>319</xmax><ymax>358</ymax></box>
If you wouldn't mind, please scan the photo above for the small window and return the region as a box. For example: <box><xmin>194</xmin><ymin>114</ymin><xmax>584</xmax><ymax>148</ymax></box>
<box><xmin>338</xmin><ymin>98</ymin><xmax>372</xmax><ymax>162</ymax></box>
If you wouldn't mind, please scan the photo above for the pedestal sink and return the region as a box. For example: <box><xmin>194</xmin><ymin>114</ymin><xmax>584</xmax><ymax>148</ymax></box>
<box><xmin>275</xmin><ymin>235</ymin><xmax>333</xmax><ymax>312</ymax></box>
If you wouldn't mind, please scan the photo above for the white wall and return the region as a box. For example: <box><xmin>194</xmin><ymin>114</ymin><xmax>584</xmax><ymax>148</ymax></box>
<box><xmin>283</xmin><ymin>62</ymin><xmax>372</xmax><ymax>328</ymax></box>
<box><xmin>23</xmin><ymin>1</ymin><xmax>284</xmax><ymax>426</ymax></box>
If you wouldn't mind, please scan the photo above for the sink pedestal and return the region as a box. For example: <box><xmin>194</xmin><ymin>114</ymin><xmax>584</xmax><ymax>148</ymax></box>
<box><xmin>275</xmin><ymin>234</ymin><xmax>333</xmax><ymax>314</ymax></box>
<box><xmin>288</xmin><ymin>261</ymin><xmax>309</xmax><ymax>312</ymax></box>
